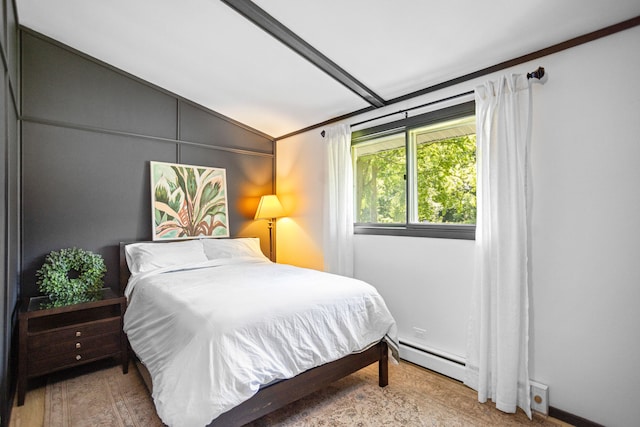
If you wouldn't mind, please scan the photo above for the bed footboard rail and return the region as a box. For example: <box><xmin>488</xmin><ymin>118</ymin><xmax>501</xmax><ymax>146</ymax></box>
<box><xmin>208</xmin><ymin>340</ymin><xmax>389</xmax><ymax>427</ymax></box>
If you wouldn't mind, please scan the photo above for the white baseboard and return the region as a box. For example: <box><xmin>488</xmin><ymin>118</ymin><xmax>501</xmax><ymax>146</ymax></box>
<box><xmin>399</xmin><ymin>341</ymin><xmax>466</xmax><ymax>382</ymax></box>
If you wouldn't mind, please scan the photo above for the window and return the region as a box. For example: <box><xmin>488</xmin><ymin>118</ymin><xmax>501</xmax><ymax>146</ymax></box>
<box><xmin>353</xmin><ymin>130</ymin><xmax>406</xmax><ymax>223</ymax></box>
<box><xmin>352</xmin><ymin>101</ymin><xmax>476</xmax><ymax>239</ymax></box>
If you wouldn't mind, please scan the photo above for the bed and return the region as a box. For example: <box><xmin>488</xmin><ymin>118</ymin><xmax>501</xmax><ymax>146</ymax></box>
<box><xmin>119</xmin><ymin>238</ymin><xmax>398</xmax><ymax>427</ymax></box>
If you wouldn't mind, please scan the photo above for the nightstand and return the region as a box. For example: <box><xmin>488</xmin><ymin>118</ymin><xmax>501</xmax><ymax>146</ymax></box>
<box><xmin>17</xmin><ymin>288</ymin><xmax>128</xmax><ymax>406</ymax></box>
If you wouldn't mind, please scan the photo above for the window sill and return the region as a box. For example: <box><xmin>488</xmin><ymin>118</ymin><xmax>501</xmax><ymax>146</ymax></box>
<box><xmin>354</xmin><ymin>223</ymin><xmax>475</xmax><ymax>240</ymax></box>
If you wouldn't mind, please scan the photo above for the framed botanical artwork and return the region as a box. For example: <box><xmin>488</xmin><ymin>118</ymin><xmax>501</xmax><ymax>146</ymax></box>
<box><xmin>150</xmin><ymin>161</ymin><xmax>230</xmax><ymax>240</ymax></box>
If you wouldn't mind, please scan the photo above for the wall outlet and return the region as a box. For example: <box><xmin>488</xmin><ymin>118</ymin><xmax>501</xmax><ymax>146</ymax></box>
<box><xmin>530</xmin><ymin>381</ymin><xmax>549</xmax><ymax>415</ymax></box>
<box><xmin>412</xmin><ymin>326</ymin><xmax>426</xmax><ymax>339</ymax></box>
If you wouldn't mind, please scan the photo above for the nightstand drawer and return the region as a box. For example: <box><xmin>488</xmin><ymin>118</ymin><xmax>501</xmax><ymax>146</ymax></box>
<box><xmin>28</xmin><ymin>317</ymin><xmax>121</xmax><ymax>351</ymax></box>
<box><xmin>27</xmin><ymin>331</ymin><xmax>121</xmax><ymax>361</ymax></box>
<box><xmin>28</xmin><ymin>334</ymin><xmax>121</xmax><ymax>376</ymax></box>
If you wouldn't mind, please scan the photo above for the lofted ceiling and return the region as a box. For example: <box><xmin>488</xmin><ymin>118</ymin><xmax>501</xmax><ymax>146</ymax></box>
<box><xmin>15</xmin><ymin>0</ymin><xmax>640</xmax><ymax>139</ymax></box>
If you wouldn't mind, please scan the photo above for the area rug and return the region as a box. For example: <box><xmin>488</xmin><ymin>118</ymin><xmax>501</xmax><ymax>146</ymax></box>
<box><xmin>246</xmin><ymin>363</ymin><xmax>563</xmax><ymax>427</ymax></box>
<box><xmin>44</xmin><ymin>363</ymin><xmax>163</xmax><ymax>427</ymax></box>
<box><xmin>44</xmin><ymin>361</ymin><xmax>565</xmax><ymax>427</ymax></box>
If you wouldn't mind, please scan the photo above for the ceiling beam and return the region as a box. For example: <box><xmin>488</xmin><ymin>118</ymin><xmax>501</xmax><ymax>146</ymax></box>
<box><xmin>221</xmin><ymin>0</ymin><xmax>386</xmax><ymax>108</ymax></box>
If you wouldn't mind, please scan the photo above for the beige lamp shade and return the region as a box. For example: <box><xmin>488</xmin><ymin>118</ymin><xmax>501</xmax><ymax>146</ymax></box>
<box><xmin>254</xmin><ymin>195</ymin><xmax>285</xmax><ymax>220</ymax></box>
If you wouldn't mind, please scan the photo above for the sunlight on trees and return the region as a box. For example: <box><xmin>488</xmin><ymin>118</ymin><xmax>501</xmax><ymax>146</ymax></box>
<box><xmin>355</xmin><ymin>145</ymin><xmax>406</xmax><ymax>223</ymax></box>
<box><xmin>354</xmin><ymin>134</ymin><xmax>476</xmax><ymax>224</ymax></box>
<box><xmin>416</xmin><ymin>135</ymin><xmax>476</xmax><ymax>224</ymax></box>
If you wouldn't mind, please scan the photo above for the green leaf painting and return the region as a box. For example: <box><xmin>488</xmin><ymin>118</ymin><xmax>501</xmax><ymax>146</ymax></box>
<box><xmin>151</xmin><ymin>161</ymin><xmax>230</xmax><ymax>240</ymax></box>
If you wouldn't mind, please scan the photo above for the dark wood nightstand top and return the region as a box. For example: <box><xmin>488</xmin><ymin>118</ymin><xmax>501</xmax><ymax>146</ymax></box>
<box><xmin>21</xmin><ymin>288</ymin><xmax>123</xmax><ymax>316</ymax></box>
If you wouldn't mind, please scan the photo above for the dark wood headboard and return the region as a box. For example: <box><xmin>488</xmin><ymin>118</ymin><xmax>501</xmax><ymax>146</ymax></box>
<box><xmin>119</xmin><ymin>242</ymin><xmax>133</xmax><ymax>296</ymax></box>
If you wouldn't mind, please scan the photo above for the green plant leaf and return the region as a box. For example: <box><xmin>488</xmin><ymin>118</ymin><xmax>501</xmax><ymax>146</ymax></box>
<box><xmin>35</xmin><ymin>247</ymin><xmax>106</xmax><ymax>303</ymax></box>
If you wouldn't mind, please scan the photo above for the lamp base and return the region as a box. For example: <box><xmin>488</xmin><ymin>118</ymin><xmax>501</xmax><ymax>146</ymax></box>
<box><xmin>267</xmin><ymin>219</ymin><xmax>274</xmax><ymax>262</ymax></box>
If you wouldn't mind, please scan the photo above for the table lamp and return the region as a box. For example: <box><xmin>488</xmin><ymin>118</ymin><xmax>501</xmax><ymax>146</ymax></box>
<box><xmin>254</xmin><ymin>194</ymin><xmax>285</xmax><ymax>261</ymax></box>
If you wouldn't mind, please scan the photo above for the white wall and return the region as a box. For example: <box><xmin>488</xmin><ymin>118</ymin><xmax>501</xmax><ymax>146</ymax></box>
<box><xmin>275</xmin><ymin>130</ymin><xmax>325</xmax><ymax>271</ymax></box>
<box><xmin>276</xmin><ymin>26</ymin><xmax>640</xmax><ymax>427</ymax></box>
<box><xmin>353</xmin><ymin>235</ymin><xmax>474</xmax><ymax>360</ymax></box>
<box><xmin>526</xmin><ymin>27</ymin><xmax>640</xmax><ymax>427</ymax></box>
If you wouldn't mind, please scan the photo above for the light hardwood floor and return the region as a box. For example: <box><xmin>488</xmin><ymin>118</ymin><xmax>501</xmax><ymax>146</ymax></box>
<box><xmin>8</xmin><ymin>384</ymin><xmax>45</xmax><ymax>427</ymax></box>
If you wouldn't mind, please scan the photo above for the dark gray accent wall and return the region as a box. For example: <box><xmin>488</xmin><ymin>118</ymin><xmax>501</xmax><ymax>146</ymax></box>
<box><xmin>20</xmin><ymin>30</ymin><xmax>275</xmax><ymax>299</ymax></box>
<box><xmin>1</xmin><ymin>1</ymin><xmax>20</xmax><ymax>425</ymax></box>
<box><xmin>22</xmin><ymin>34</ymin><xmax>178</xmax><ymax>139</ymax></box>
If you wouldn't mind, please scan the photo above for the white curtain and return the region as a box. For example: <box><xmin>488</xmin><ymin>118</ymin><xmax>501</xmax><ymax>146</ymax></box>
<box><xmin>323</xmin><ymin>124</ymin><xmax>354</xmax><ymax>277</ymax></box>
<box><xmin>465</xmin><ymin>74</ymin><xmax>532</xmax><ymax>418</ymax></box>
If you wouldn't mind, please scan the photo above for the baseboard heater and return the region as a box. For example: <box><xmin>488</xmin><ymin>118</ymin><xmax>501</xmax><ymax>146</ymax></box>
<box><xmin>399</xmin><ymin>340</ymin><xmax>466</xmax><ymax>382</ymax></box>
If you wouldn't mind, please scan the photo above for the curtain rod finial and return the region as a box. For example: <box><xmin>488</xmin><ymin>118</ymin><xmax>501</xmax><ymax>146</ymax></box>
<box><xmin>527</xmin><ymin>66</ymin><xmax>545</xmax><ymax>80</ymax></box>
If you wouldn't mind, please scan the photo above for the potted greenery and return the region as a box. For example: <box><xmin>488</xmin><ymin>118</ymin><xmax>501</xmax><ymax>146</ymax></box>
<box><xmin>36</xmin><ymin>247</ymin><xmax>106</xmax><ymax>307</ymax></box>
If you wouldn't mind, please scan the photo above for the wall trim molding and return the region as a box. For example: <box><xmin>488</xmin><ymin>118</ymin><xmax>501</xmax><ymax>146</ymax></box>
<box><xmin>549</xmin><ymin>407</ymin><xmax>606</xmax><ymax>427</ymax></box>
<box><xmin>20</xmin><ymin>115</ymin><xmax>274</xmax><ymax>158</ymax></box>
<box><xmin>18</xmin><ymin>26</ymin><xmax>276</xmax><ymax>142</ymax></box>
<box><xmin>276</xmin><ymin>15</ymin><xmax>640</xmax><ymax>140</ymax></box>
<box><xmin>1</xmin><ymin>1</ymin><xmax>20</xmax><ymax>119</ymax></box>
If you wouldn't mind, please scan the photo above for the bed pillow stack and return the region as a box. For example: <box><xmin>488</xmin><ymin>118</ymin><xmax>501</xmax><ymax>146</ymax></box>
<box><xmin>202</xmin><ymin>237</ymin><xmax>269</xmax><ymax>262</ymax></box>
<box><xmin>125</xmin><ymin>237</ymin><xmax>269</xmax><ymax>275</ymax></box>
<box><xmin>125</xmin><ymin>239</ymin><xmax>208</xmax><ymax>274</ymax></box>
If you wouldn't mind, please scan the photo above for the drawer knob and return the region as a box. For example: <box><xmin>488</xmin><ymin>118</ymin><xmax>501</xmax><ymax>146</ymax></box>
<box><xmin>76</xmin><ymin>355</ymin><xmax>82</xmax><ymax>361</ymax></box>
<box><xmin>75</xmin><ymin>343</ymin><xmax>81</xmax><ymax>349</ymax></box>
<box><xmin>75</xmin><ymin>331</ymin><xmax>82</xmax><ymax>337</ymax></box>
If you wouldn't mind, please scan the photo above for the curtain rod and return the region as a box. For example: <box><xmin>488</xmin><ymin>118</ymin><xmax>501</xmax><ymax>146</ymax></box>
<box><xmin>321</xmin><ymin>66</ymin><xmax>545</xmax><ymax>137</ymax></box>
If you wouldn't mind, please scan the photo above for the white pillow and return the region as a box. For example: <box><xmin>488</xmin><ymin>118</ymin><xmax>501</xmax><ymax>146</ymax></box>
<box><xmin>125</xmin><ymin>239</ymin><xmax>208</xmax><ymax>274</ymax></box>
<box><xmin>201</xmin><ymin>237</ymin><xmax>269</xmax><ymax>262</ymax></box>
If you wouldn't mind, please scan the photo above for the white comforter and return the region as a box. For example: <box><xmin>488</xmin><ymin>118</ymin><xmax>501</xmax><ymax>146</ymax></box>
<box><xmin>123</xmin><ymin>258</ymin><xmax>397</xmax><ymax>427</ymax></box>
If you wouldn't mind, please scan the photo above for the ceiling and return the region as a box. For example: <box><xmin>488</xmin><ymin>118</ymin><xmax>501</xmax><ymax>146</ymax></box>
<box><xmin>15</xmin><ymin>1</ymin><xmax>640</xmax><ymax>139</ymax></box>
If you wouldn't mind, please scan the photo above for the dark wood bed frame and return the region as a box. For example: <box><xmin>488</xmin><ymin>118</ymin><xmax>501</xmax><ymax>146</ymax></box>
<box><xmin>118</xmin><ymin>242</ymin><xmax>389</xmax><ymax>427</ymax></box>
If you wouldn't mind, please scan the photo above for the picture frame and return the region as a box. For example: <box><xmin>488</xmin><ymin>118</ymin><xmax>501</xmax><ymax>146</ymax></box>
<box><xmin>150</xmin><ymin>161</ymin><xmax>230</xmax><ymax>240</ymax></box>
